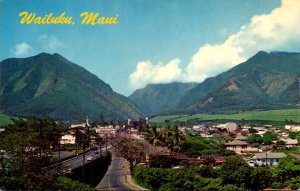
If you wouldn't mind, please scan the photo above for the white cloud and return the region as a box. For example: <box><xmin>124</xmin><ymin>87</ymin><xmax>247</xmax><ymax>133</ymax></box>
<box><xmin>129</xmin><ymin>59</ymin><xmax>182</xmax><ymax>89</ymax></box>
<box><xmin>129</xmin><ymin>0</ymin><xmax>300</xmax><ymax>89</ymax></box>
<box><xmin>13</xmin><ymin>42</ymin><xmax>32</xmax><ymax>57</ymax></box>
<box><xmin>183</xmin><ymin>0</ymin><xmax>300</xmax><ymax>82</ymax></box>
<box><xmin>38</xmin><ymin>34</ymin><xmax>65</xmax><ymax>52</ymax></box>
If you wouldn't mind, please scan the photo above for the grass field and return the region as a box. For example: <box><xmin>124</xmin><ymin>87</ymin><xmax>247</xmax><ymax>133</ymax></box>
<box><xmin>0</xmin><ymin>113</ymin><xmax>14</xmax><ymax>126</ymax></box>
<box><xmin>150</xmin><ymin>109</ymin><xmax>300</xmax><ymax>124</ymax></box>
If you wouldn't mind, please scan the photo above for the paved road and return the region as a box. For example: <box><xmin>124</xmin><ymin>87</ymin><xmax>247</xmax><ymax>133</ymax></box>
<box><xmin>96</xmin><ymin>156</ymin><xmax>133</xmax><ymax>191</ymax></box>
<box><xmin>49</xmin><ymin>146</ymin><xmax>111</xmax><ymax>173</ymax></box>
<box><xmin>53</xmin><ymin>150</ymin><xmax>78</xmax><ymax>160</ymax></box>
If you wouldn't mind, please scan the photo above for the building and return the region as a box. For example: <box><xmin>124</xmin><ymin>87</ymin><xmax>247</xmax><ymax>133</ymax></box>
<box><xmin>217</xmin><ymin>122</ymin><xmax>238</xmax><ymax>132</ymax></box>
<box><xmin>94</xmin><ymin>127</ymin><xmax>116</xmax><ymax>138</ymax></box>
<box><xmin>254</xmin><ymin>127</ymin><xmax>267</xmax><ymax>135</ymax></box>
<box><xmin>280</xmin><ymin>138</ymin><xmax>298</xmax><ymax>147</ymax></box>
<box><xmin>285</xmin><ymin>125</ymin><xmax>300</xmax><ymax>132</ymax></box>
<box><xmin>69</xmin><ymin>116</ymin><xmax>90</xmax><ymax>129</ymax></box>
<box><xmin>60</xmin><ymin>134</ymin><xmax>76</xmax><ymax>145</ymax></box>
<box><xmin>247</xmin><ymin>152</ymin><xmax>286</xmax><ymax>167</ymax></box>
<box><xmin>225</xmin><ymin>140</ymin><xmax>259</xmax><ymax>154</ymax></box>
<box><xmin>235</xmin><ymin>135</ymin><xmax>248</xmax><ymax>141</ymax></box>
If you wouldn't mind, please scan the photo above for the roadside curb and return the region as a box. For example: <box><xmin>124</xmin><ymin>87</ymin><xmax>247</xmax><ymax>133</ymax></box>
<box><xmin>123</xmin><ymin>175</ymin><xmax>149</xmax><ymax>191</ymax></box>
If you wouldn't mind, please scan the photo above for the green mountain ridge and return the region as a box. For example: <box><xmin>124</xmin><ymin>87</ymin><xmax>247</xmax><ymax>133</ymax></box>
<box><xmin>129</xmin><ymin>51</ymin><xmax>300</xmax><ymax>116</ymax></box>
<box><xmin>129</xmin><ymin>82</ymin><xmax>197</xmax><ymax>116</ymax></box>
<box><xmin>175</xmin><ymin>51</ymin><xmax>300</xmax><ymax>115</ymax></box>
<box><xmin>0</xmin><ymin>53</ymin><xmax>142</xmax><ymax>121</ymax></box>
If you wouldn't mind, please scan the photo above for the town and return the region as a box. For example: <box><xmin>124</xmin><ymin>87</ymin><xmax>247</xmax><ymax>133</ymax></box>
<box><xmin>2</xmin><ymin>115</ymin><xmax>300</xmax><ymax>190</ymax></box>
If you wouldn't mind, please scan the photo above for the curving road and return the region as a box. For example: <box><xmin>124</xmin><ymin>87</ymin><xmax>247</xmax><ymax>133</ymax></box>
<box><xmin>96</xmin><ymin>156</ymin><xmax>134</xmax><ymax>191</ymax></box>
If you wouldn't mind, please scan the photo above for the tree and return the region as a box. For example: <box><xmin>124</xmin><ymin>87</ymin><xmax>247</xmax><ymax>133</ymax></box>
<box><xmin>0</xmin><ymin>117</ymin><xmax>63</xmax><ymax>190</ymax></box>
<box><xmin>94</xmin><ymin>135</ymin><xmax>105</xmax><ymax>153</ymax></box>
<box><xmin>111</xmin><ymin>135</ymin><xmax>150</xmax><ymax>174</ymax></box>
<box><xmin>147</xmin><ymin>146</ymin><xmax>172</xmax><ymax>168</ymax></box>
<box><xmin>289</xmin><ymin>132</ymin><xmax>300</xmax><ymax>142</ymax></box>
<box><xmin>276</xmin><ymin>140</ymin><xmax>286</xmax><ymax>146</ymax></box>
<box><xmin>273</xmin><ymin>156</ymin><xmax>300</xmax><ymax>183</ymax></box>
<box><xmin>144</xmin><ymin>126</ymin><xmax>164</xmax><ymax>146</ymax></box>
<box><xmin>167</xmin><ymin>126</ymin><xmax>185</xmax><ymax>152</ymax></box>
<box><xmin>75</xmin><ymin>127</ymin><xmax>94</xmax><ymax>183</ymax></box>
<box><xmin>158</xmin><ymin>125</ymin><xmax>185</xmax><ymax>152</ymax></box>
<box><xmin>219</xmin><ymin>155</ymin><xmax>252</xmax><ymax>188</ymax></box>
<box><xmin>248</xmin><ymin>134</ymin><xmax>263</xmax><ymax>144</ymax></box>
<box><xmin>250</xmin><ymin>167</ymin><xmax>272</xmax><ymax>190</ymax></box>
<box><xmin>262</xmin><ymin>131</ymin><xmax>277</xmax><ymax>145</ymax></box>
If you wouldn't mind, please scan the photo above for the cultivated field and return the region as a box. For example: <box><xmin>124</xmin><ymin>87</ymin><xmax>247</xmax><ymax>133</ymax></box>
<box><xmin>0</xmin><ymin>113</ymin><xmax>13</xmax><ymax>126</ymax></box>
<box><xmin>150</xmin><ymin>109</ymin><xmax>300</xmax><ymax>123</ymax></box>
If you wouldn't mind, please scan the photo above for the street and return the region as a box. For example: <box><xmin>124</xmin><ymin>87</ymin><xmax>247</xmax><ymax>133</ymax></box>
<box><xmin>49</xmin><ymin>146</ymin><xmax>111</xmax><ymax>173</ymax></box>
<box><xmin>96</xmin><ymin>156</ymin><xmax>134</xmax><ymax>191</ymax></box>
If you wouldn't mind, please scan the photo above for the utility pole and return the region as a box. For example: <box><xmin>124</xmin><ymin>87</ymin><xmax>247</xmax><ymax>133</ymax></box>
<box><xmin>265</xmin><ymin>151</ymin><xmax>268</xmax><ymax>166</ymax></box>
<box><xmin>82</xmin><ymin>134</ymin><xmax>86</xmax><ymax>184</ymax></box>
<box><xmin>58</xmin><ymin>140</ymin><xmax>61</xmax><ymax>161</ymax></box>
<box><xmin>105</xmin><ymin>134</ymin><xmax>108</xmax><ymax>151</ymax></box>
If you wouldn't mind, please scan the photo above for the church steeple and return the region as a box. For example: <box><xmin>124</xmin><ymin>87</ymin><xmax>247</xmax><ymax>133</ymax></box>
<box><xmin>86</xmin><ymin>116</ymin><xmax>90</xmax><ymax>127</ymax></box>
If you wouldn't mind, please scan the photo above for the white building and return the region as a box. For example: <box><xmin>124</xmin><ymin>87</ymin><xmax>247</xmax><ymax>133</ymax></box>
<box><xmin>285</xmin><ymin>125</ymin><xmax>300</xmax><ymax>132</ymax></box>
<box><xmin>70</xmin><ymin>116</ymin><xmax>90</xmax><ymax>129</ymax></box>
<box><xmin>217</xmin><ymin>122</ymin><xmax>238</xmax><ymax>132</ymax></box>
<box><xmin>94</xmin><ymin>127</ymin><xmax>116</xmax><ymax>138</ymax></box>
<box><xmin>60</xmin><ymin>134</ymin><xmax>76</xmax><ymax>145</ymax></box>
<box><xmin>254</xmin><ymin>127</ymin><xmax>267</xmax><ymax>135</ymax></box>
<box><xmin>247</xmin><ymin>152</ymin><xmax>286</xmax><ymax>167</ymax></box>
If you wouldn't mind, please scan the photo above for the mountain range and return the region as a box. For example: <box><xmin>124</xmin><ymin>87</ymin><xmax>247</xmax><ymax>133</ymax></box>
<box><xmin>1</xmin><ymin>51</ymin><xmax>299</xmax><ymax>121</ymax></box>
<box><xmin>129</xmin><ymin>51</ymin><xmax>300</xmax><ymax>116</ymax></box>
<box><xmin>0</xmin><ymin>53</ymin><xmax>142</xmax><ymax>121</ymax></box>
<box><xmin>128</xmin><ymin>82</ymin><xmax>197</xmax><ymax>116</ymax></box>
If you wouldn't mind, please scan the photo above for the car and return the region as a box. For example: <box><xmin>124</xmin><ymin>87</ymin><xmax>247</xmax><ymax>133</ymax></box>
<box><xmin>95</xmin><ymin>151</ymin><xmax>99</xmax><ymax>154</ymax></box>
<box><xmin>86</xmin><ymin>156</ymin><xmax>93</xmax><ymax>161</ymax></box>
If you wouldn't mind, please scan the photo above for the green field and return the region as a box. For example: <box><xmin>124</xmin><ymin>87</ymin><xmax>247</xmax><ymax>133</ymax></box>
<box><xmin>0</xmin><ymin>113</ymin><xmax>14</xmax><ymax>126</ymax></box>
<box><xmin>150</xmin><ymin>109</ymin><xmax>300</xmax><ymax>124</ymax></box>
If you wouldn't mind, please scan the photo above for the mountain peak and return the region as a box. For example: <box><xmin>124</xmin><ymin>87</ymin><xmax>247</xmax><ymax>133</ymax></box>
<box><xmin>254</xmin><ymin>50</ymin><xmax>268</xmax><ymax>57</ymax></box>
<box><xmin>130</xmin><ymin>51</ymin><xmax>300</xmax><ymax>116</ymax></box>
<box><xmin>35</xmin><ymin>52</ymin><xmax>53</xmax><ymax>57</ymax></box>
<box><xmin>0</xmin><ymin>53</ymin><xmax>142</xmax><ymax>120</ymax></box>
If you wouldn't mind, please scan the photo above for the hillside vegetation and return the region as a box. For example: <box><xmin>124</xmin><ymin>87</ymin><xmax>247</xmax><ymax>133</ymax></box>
<box><xmin>130</xmin><ymin>51</ymin><xmax>300</xmax><ymax>116</ymax></box>
<box><xmin>0</xmin><ymin>53</ymin><xmax>142</xmax><ymax>121</ymax></box>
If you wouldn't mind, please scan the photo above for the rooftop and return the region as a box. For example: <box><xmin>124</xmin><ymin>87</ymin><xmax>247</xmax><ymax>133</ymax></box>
<box><xmin>253</xmin><ymin>152</ymin><xmax>286</xmax><ymax>159</ymax></box>
<box><xmin>225</xmin><ymin>140</ymin><xmax>248</xmax><ymax>146</ymax></box>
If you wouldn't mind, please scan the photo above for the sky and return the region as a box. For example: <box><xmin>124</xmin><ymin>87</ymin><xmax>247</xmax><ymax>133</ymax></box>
<box><xmin>1</xmin><ymin>0</ymin><xmax>299</xmax><ymax>96</ymax></box>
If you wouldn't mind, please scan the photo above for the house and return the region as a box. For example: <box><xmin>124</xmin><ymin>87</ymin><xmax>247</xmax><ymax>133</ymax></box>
<box><xmin>254</xmin><ymin>127</ymin><xmax>267</xmax><ymax>135</ymax></box>
<box><xmin>69</xmin><ymin>116</ymin><xmax>90</xmax><ymax>129</ymax></box>
<box><xmin>280</xmin><ymin>138</ymin><xmax>298</xmax><ymax>147</ymax></box>
<box><xmin>235</xmin><ymin>135</ymin><xmax>248</xmax><ymax>141</ymax></box>
<box><xmin>94</xmin><ymin>127</ymin><xmax>116</xmax><ymax>138</ymax></box>
<box><xmin>285</xmin><ymin>125</ymin><xmax>300</xmax><ymax>132</ymax></box>
<box><xmin>199</xmin><ymin>133</ymin><xmax>214</xmax><ymax>138</ymax></box>
<box><xmin>217</xmin><ymin>122</ymin><xmax>238</xmax><ymax>132</ymax></box>
<box><xmin>225</xmin><ymin>140</ymin><xmax>259</xmax><ymax>154</ymax></box>
<box><xmin>60</xmin><ymin>134</ymin><xmax>76</xmax><ymax>145</ymax></box>
<box><xmin>247</xmin><ymin>152</ymin><xmax>286</xmax><ymax>167</ymax></box>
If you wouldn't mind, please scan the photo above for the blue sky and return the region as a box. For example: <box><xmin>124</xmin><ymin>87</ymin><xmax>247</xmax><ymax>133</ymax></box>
<box><xmin>1</xmin><ymin>0</ymin><xmax>299</xmax><ymax>96</ymax></box>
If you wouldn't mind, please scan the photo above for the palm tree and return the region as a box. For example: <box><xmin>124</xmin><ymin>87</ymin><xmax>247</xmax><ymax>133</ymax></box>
<box><xmin>144</xmin><ymin>126</ymin><xmax>165</xmax><ymax>146</ymax></box>
<box><xmin>163</xmin><ymin>126</ymin><xmax>185</xmax><ymax>152</ymax></box>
